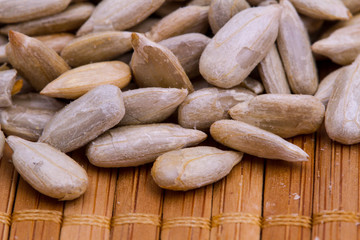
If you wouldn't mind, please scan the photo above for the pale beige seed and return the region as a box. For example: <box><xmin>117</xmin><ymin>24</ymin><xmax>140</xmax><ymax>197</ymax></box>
<box><xmin>159</xmin><ymin>33</ymin><xmax>210</xmax><ymax>79</ymax></box>
<box><xmin>315</xmin><ymin>67</ymin><xmax>346</xmax><ymax>106</ymax></box>
<box><xmin>41</xmin><ymin>61</ymin><xmax>131</xmax><ymax>99</ymax></box>
<box><xmin>6</xmin><ymin>31</ymin><xmax>70</xmax><ymax>91</ymax></box>
<box><xmin>342</xmin><ymin>0</ymin><xmax>360</xmax><ymax>14</ymax></box>
<box><xmin>210</xmin><ymin>120</ymin><xmax>309</xmax><ymax>162</ymax></box>
<box><xmin>0</xmin><ymin>130</ymin><xmax>4</xmax><ymax>159</ymax></box>
<box><xmin>259</xmin><ymin>44</ymin><xmax>291</xmax><ymax>94</ymax></box>
<box><xmin>288</xmin><ymin>0</ymin><xmax>351</xmax><ymax>20</ymax></box>
<box><xmin>35</xmin><ymin>33</ymin><xmax>75</xmax><ymax>54</ymax></box>
<box><xmin>300</xmin><ymin>14</ymin><xmax>324</xmax><ymax>34</ymax></box>
<box><xmin>199</xmin><ymin>5</ymin><xmax>281</xmax><ymax>88</ymax></box>
<box><xmin>229</xmin><ymin>94</ymin><xmax>325</xmax><ymax>138</ymax></box>
<box><xmin>61</xmin><ymin>31</ymin><xmax>132</xmax><ymax>67</ymax></box>
<box><xmin>0</xmin><ymin>45</ymin><xmax>7</xmax><ymax>63</ymax></box>
<box><xmin>239</xmin><ymin>77</ymin><xmax>264</xmax><ymax>95</ymax></box>
<box><xmin>39</xmin><ymin>85</ymin><xmax>125</xmax><ymax>153</ymax></box>
<box><xmin>312</xmin><ymin>25</ymin><xmax>360</xmax><ymax>65</ymax></box>
<box><xmin>325</xmin><ymin>56</ymin><xmax>360</xmax><ymax>145</ymax></box>
<box><xmin>208</xmin><ymin>0</ymin><xmax>250</xmax><ymax>34</ymax></box>
<box><xmin>151</xmin><ymin>146</ymin><xmax>243</xmax><ymax>190</ymax></box>
<box><xmin>0</xmin><ymin>69</ymin><xmax>16</xmax><ymax>107</ymax></box>
<box><xmin>119</xmin><ymin>88</ymin><xmax>188</xmax><ymax>125</ymax></box>
<box><xmin>0</xmin><ymin>0</ymin><xmax>71</xmax><ymax>23</ymax></box>
<box><xmin>320</xmin><ymin>12</ymin><xmax>360</xmax><ymax>39</ymax></box>
<box><xmin>178</xmin><ymin>87</ymin><xmax>255</xmax><ymax>130</ymax></box>
<box><xmin>0</xmin><ymin>3</ymin><xmax>94</xmax><ymax>36</ymax></box>
<box><xmin>7</xmin><ymin>136</ymin><xmax>88</xmax><ymax>200</ymax></box>
<box><xmin>278</xmin><ymin>0</ymin><xmax>318</xmax><ymax>94</ymax></box>
<box><xmin>12</xmin><ymin>93</ymin><xmax>66</xmax><ymax>111</ymax></box>
<box><xmin>146</xmin><ymin>6</ymin><xmax>209</xmax><ymax>42</ymax></box>
<box><xmin>77</xmin><ymin>0</ymin><xmax>165</xmax><ymax>36</ymax></box>
<box><xmin>86</xmin><ymin>123</ymin><xmax>207</xmax><ymax>167</ymax></box>
<box><xmin>130</xmin><ymin>33</ymin><xmax>194</xmax><ymax>92</ymax></box>
<box><xmin>128</xmin><ymin>18</ymin><xmax>161</xmax><ymax>33</ymax></box>
<box><xmin>0</xmin><ymin>106</ymin><xmax>56</xmax><ymax>141</ymax></box>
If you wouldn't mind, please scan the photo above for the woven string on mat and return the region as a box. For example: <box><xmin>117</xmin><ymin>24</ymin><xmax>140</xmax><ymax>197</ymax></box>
<box><xmin>212</xmin><ymin>212</ymin><xmax>262</xmax><ymax>227</ymax></box>
<box><xmin>111</xmin><ymin>213</ymin><xmax>161</xmax><ymax>227</ymax></box>
<box><xmin>0</xmin><ymin>212</ymin><xmax>11</xmax><ymax>226</ymax></box>
<box><xmin>262</xmin><ymin>214</ymin><xmax>312</xmax><ymax>228</ymax></box>
<box><xmin>162</xmin><ymin>216</ymin><xmax>211</xmax><ymax>229</ymax></box>
<box><xmin>62</xmin><ymin>214</ymin><xmax>111</xmax><ymax>229</ymax></box>
<box><xmin>7</xmin><ymin>209</ymin><xmax>360</xmax><ymax>229</ymax></box>
<box><xmin>12</xmin><ymin>210</ymin><xmax>62</xmax><ymax>224</ymax></box>
<box><xmin>313</xmin><ymin>210</ymin><xmax>360</xmax><ymax>225</ymax></box>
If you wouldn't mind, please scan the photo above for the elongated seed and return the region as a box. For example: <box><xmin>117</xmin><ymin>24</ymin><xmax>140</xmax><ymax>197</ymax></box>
<box><xmin>199</xmin><ymin>4</ymin><xmax>281</xmax><ymax>88</ymax></box>
<box><xmin>159</xmin><ymin>33</ymin><xmax>210</xmax><ymax>79</ymax></box>
<box><xmin>325</xmin><ymin>56</ymin><xmax>360</xmax><ymax>145</ymax></box>
<box><xmin>277</xmin><ymin>0</ymin><xmax>318</xmax><ymax>94</ymax></box>
<box><xmin>39</xmin><ymin>85</ymin><xmax>125</xmax><ymax>152</ymax></box>
<box><xmin>178</xmin><ymin>87</ymin><xmax>255</xmax><ymax>130</ymax></box>
<box><xmin>41</xmin><ymin>61</ymin><xmax>131</xmax><ymax>99</ymax></box>
<box><xmin>0</xmin><ymin>0</ymin><xmax>71</xmax><ymax>23</ymax></box>
<box><xmin>0</xmin><ymin>105</ymin><xmax>56</xmax><ymax>141</ymax></box>
<box><xmin>210</xmin><ymin>120</ymin><xmax>309</xmax><ymax>162</ymax></box>
<box><xmin>229</xmin><ymin>94</ymin><xmax>325</xmax><ymax>138</ymax></box>
<box><xmin>77</xmin><ymin>0</ymin><xmax>165</xmax><ymax>36</ymax></box>
<box><xmin>6</xmin><ymin>31</ymin><xmax>70</xmax><ymax>91</ymax></box>
<box><xmin>61</xmin><ymin>31</ymin><xmax>132</xmax><ymax>67</ymax></box>
<box><xmin>7</xmin><ymin>136</ymin><xmax>88</xmax><ymax>200</ymax></box>
<box><xmin>258</xmin><ymin>44</ymin><xmax>291</xmax><ymax>94</ymax></box>
<box><xmin>151</xmin><ymin>146</ymin><xmax>243</xmax><ymax>190</ymax></box>
<box><xmin>314</xmin><ymin>67</ymin><xmax>346</xmax><ymax>106</ymax></box>
<box><xmin>130</xmin><ymin>33</ymin><xmax>194</xmax><ymax>92</ymax></box>
<box><xmin>0</xmin><ymin>3</ymin><xmax>95</xmax><ymax>36</ymax></box>
<box><xmin>0</xmin><ymin>69</ymin><xmax>17</xmax><ymax>107</ymax></box>
<box><xmin>86</xmin><ymin>123</ymin><xmax>207</xmax><ymax>167</ymax></box>
<box><xmin>119</xmin><ymin>88</ymin><xmax>188</xmax><ymax>125</ymax></box>
<box><xmin>146</xmin><ymin>6</ymin><xmax>209</xmax><ymax>42</ymax></box>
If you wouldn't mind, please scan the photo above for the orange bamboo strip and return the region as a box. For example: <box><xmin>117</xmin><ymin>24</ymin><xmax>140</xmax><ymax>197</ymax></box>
<box><xmin>0</xmin><ymin>144</ymin><xmax>17</xmax><ymax>240</ymax></box>
<box><xmin>262</xmin><ymin>134</ymin><xmax>315</xmax><ymax>240</ymax></box>
<box><xmin>312</xmin><ymin>125</ymin><xmax>360</xmax><ymax>239</ymax></box>
<box><xmin>60</xmin><ymin>149</ymin><xmax>117</xmax><ymax>240</ymax></box>
<box><xmin>210</xmin><ymin>155</ymin><xmax>264</xmax><ymax>240</ymax></box>
<box><xmin>161</xmin><ymin>185</ymin><xmax>213</xmax><ymax>240</ymax></box>
<box><xmin>110</xmin><ymin>164</ymin><xmax>163</xmax><ymax>240</ymax></box>
<box><xmin>9</xmin><ymin>179</ymin><xmax>64</xmax><ymax>240</ymax></box>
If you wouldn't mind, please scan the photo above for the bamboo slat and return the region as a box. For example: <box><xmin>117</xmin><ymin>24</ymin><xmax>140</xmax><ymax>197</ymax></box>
<box><xmin>312</xmin><ymin>125</ymin><xmax>360</xmax><ymax>239</ymax></box>
<box><xmin>262</xmin><ymin>134</ymin><xmax>315</xmax><ymax>240</ymax></box>
<box><xmin>110</xmin><ymin>164</ymin><xmax>163</xmax><ymax>240</ymax></box>
<box><xmin>60</xmin><ymin>149</ymin><xmax>117</xmax><ymax>240</ymax></box>
<box><xmin>9</xmin><ymin>178</ymin><xmax>64</xmax><ymax>240</ymax></box>
<box><xmin>161</xmin><ymin>185</ymin><xmax>213</xmax><ymax>240</ymax></box>
<box><xmin>210</xmin><ymin>155</ymin><xmax>264</xmax><ymax>240</ymax></box>
<box><xmin>0</xmin><ymin>144</ymin><xmax>17</xmax><ymax>240</ymax></box>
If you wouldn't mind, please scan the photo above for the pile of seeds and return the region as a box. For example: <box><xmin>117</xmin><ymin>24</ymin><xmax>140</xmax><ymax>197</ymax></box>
<box><xmin>0</xmin><ymin>0</ymin><xmax>359</xmax><ymax>200</ymax></box>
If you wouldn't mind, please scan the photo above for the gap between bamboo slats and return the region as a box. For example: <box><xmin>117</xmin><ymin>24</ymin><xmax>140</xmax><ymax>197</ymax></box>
<box><xmin>211</xmin><ymin>155</ymin><xmax>264</xmax><ymax>240</ymax></box>
<box><xmin>110</xmin><ymin>164</ymin><xmax>163</xmax><ymax>240</ymax></box>
<box><xmin>261</xmin><ymin>134</ymin><xmax>315</xmax><ymax>240</ymax></box>
<box><xmin>60</xmin><ymin>149</ymin><xmax>117</xmax><ymax>240</ymax></box>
